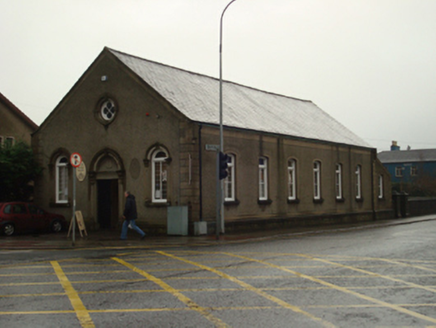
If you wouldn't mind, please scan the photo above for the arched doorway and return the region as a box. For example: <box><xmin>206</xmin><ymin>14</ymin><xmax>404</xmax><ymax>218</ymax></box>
<box><xmin>90</xmin><ymin>149</ymin><xmax>125</xmax><ymax>229</ymax></box>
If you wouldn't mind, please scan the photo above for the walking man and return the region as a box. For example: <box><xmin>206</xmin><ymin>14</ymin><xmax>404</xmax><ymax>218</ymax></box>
<box><xmin>120</xmin><ymin>191</ymin><xmax>146</xmax><ymax>240</ymax></box>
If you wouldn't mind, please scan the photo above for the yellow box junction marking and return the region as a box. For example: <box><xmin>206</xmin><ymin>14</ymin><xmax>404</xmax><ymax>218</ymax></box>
<box><xmin>223</xmin><ymin>252</ymin><xmax>436</xmax><ymax>325</ymax></box>
<box><xmin>295</xmin><ymin>254</ymin><xmax>436</xmax><ymax>294</ymax></box>
<box><xmin>111</xmin><ymin>257</ymin><xmax>229</xmax><ymax>328</ymax></box>
<box><xmin>50</xmin><ymin>261</ymin><xmax>95</xmax><ymax>328</ymax></box>
<box><xmin>156</xmin><ymin>251</ymin><xmax>336</xmax><ymax>328</ymax></box>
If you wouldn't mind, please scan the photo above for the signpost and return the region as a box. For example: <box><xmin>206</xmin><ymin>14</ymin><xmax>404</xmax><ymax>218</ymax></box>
<box><xmin>76</xmin><ymin>161</ymin><xmax>87</xmax><ymax>182</ymax></box>
<box><xmin>70</xmin><ymin>153</ymin><xmax>82</xmax><ymax>246</ymax></box>
<box><xmin>205</xmin><ymin>144</ymin><xmax>220</xmax><ymax>152</ymax></box>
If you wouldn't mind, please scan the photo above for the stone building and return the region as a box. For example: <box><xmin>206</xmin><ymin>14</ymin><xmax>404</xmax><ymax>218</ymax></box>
<box><xmin>32</xmin><ymin>48</ymin><xmax>392</xmax><ymax>234</ymax></box>
<box><xmin>0</xmin><ymin>92</ymin><xmax>38</xmax><ymax>146</ymax></box>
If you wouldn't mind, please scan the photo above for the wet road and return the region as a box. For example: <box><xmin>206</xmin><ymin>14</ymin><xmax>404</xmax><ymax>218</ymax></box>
<box><xmin>1</xmin><ymin>220</ymin><xmax>436</xmax><ymax>327</ymax></box>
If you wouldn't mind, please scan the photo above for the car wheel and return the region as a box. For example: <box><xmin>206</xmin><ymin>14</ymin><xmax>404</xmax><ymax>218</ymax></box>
<box><xmin>3</xmin><ymin>223</ymin><xmax>15</xmax><ymax>236</ymax></box>
<box><xmin>50</xmin><ymin>220</ymin><xmax>63</xmax><ymax>233</ymax></box>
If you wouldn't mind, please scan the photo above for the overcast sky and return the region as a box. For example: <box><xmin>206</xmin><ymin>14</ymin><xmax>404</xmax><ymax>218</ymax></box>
<box><xmin>1</xmin><ymin>0</ymin><xmax>436</xmax><ymax>152</ymax></box>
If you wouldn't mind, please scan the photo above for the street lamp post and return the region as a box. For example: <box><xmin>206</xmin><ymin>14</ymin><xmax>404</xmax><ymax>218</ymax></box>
<box><xmin>217</xmin><ymin>0</ymin><xmax>238</xmax><ymax>238</ymax></box>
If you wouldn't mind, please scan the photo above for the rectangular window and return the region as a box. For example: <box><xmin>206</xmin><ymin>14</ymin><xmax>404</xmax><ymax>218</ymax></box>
<box><xmin>4</xmin><ymin>137</ymin><xmax>14</xmax><ymax>147</ymax></box>
<box><xmin>288</xmin><ymin>159</ymin><xmax>296</xmax><ymax>200</ymax></box>
<box><xmin>335</xmin><ymin>163</ymin><xmax>343</xmax><ymax>199</ymax></box>
<box><xmin>395</xmin><ymin>166</ymin><xmax>403</xmax><ymax>177</ymax></box>
<box><xmin>12</xmin><ymin>204</ymin><xmax>27</xmax><ymax>214</ymax></box>
<box><xmin>224</xmin><ymin>154</ymin><xmax>235</xmax><ymax>202</ymax></box>
<box><xmin>410</xmin><ymin>166</ymin><xmax>418</xmax><ymax>176</ymax></box>
<box><xmin>355</xmin><ymin>165</ymin><xmax>362</xmax><ymax>199</ymax></box>
<box><xmin>313</xmin><ymin>161</ymin><xmax>321</xmax><ymax>200</ymax></box>
<box><xmin>259</xmin><ymin>157</ymin><xmax>268</xmax><ymax>200</ymax></box>
<box><xmin>378</xmin><ymin>175</ymin><xmax>384</xmax><ymax>199</ymax></box>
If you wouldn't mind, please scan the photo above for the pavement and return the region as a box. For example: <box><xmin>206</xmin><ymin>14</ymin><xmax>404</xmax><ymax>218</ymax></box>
<box><xmin>1</xmin><ymin>214</ymin><xmax>436</xmax><ymax>250</ymax></box>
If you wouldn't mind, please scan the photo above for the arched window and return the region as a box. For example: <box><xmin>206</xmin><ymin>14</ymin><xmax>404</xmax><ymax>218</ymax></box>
<box><xmin>56</xmin><ymin>156</ymin><xmax>69</xmax><ymax>203</ymax></box>
<box><xmin>287</xmin><ymin>159</ymin><xmax>297</xmax><ymax>200</ymax></box>
<box><xmin>224</xmin><ymin>154</ymin><xmax>235</xmax><ymax>202</ymax></box>
<box><xmin>152</xmin><ymin>150</ymin><xmax>168</xmax><ymax>203</ymax></box>
<box><xmin>355</xmin><ymin>165</ymin><xmax>362</xmax><ymax>199</ymax></box>
<box><xmin>378</xmin><ymin>175</ymin><xmax>384</xmax><ymax>199</ymax></box>
<box><xmin>313</xmin><ymin>161</ymin><xmax>321</xmax><ymax>200</ymax></box>
<box><xmin>259</xmin><ymin>157</ymin><xmax>268</xmax><ymax>200</ymax></box>
<box><xmin>335</xmin><ymin>163</ymin><xmax>343</xmax><ymax>199</ymax></box>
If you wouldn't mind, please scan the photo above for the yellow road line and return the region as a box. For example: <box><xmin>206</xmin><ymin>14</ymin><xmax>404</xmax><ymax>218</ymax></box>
<box><xmin>0</xmin><ymin>306</ymin><xmax>278</xmax><ymax>315</ymax></box>
<box><xmin>0</xmin><ymin>292</ymin><xmax>65</xmax><ymax>298</ymax></box>
<box><xmin>0</xmin><ymin>269</ymin><xmax>131</xmax><ymax>278</ymax></box>
<box><xmin>156</xmin><ymin>251</ymin><xmax>336</xmax><ymax>328</ymax></box>
<box><xmin>298</xmin><ymin>254</ymin><xmax>436</xmax><ymax>293</ymax></box>
<box><xmin>0</xmin><ymin>272</ymin><xmax>56</xmax><ymax>277</ymax></box>
<box><xmin>0</xmin><ymin>310</ymin><xmax>75</xmax><ymax>315</ymax></box>
<box><xmin>0</xmin><ymin>281</ymin><xmax>60</xmax><ymax>287</ymax></box>
<box><xmin>51</xmin><ymin>261</ymin><xmax>95</xmax><ymax>328</ymax></box>
<box><xmin>112</xmin><ymin>257</ymin><xmax>229</xmax><ymax>328</ymax></box>
<box><xmin>0</xmin><ymin>278</ymin><xmax>148</xmax><ymax>287</ymax></box>
<box><xmin>224</xmin><ymin>253</ymin><xmax>436</xmax><ymax>325</ymax></box>
<box><xmin>378</xmin><ymin>258</ymin><xmax>436</xmax><ymax>274</ymax></box>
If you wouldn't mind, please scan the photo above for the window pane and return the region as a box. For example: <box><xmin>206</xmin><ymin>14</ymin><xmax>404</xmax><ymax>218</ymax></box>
<box><xmin>355</xmin><ymin>165</ymin><xmax>362</xmax><ymax>199</ymax></box>
<box><xmin>5</xmin><ymin>137</ymin><xmax>14</xmax><ymax>147</ymax></box>
<box><xmin>152</xmin><ymin>150</ymin><xmax>168</xmax><ymax>202</ymax></box>
<box><xmin>59</xmin><ymin>166</ymin><xmax>68</xmax><ymax>201</ymax></box>
<box><xmin>56</xmin><ymin>156</ymin><xmax>69</xmax><ymax>203</ymax></box>
<box><xmin>288</xmin><ymin>160</ymin><xmax>296</xmax><ymax>200</ymax></box>
<box><xmin>225</xmin><ymin>154</ymin><xmax>235</xmax><ymax>201</ymax></box>
<box><xmin>13</xmin><ymin>204</ymin><xmax>26</xmax><ymax>214</ymax></box>
<box><xmin>335</xmin><ymin>164</ymin><xmax>342</xmax><ymax>199</ymax></box>
<box><xmin>313</xmin><ymin>161</ymin><xmax>321</xmax><ymax>199</ymax></box>
<box><xmin>101</xmin><ymin>99</ymin><xmax>116</xmax><ymax>122</ymax></box>
<box><xmin>378</xmin><ymin>175</ymin><xmax>383</xmax><ymax>199</ymax></box>
<box><xmin>259</xmin><ymin>157</ymin><xmax>267</xmax><ymax>200</ymax></box>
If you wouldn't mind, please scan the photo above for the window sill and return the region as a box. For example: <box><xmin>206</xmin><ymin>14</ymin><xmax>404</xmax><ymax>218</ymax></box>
<box><xmin>335</xmin><ymin>197</ymin><xmax>346</xmax><ymax>203</ymax></box>
<box><xmin>257</xmin><ymin>199</ymin><xmax>272</xmax><ymax>205</ymax></box>
<box><xmin>224</xmin><ymin>199</ymin><xmax>240</xmax><ymax>206</ymax></box>
<box><xmin>313</xmin><ymin>198</ymin><xmax>324</xmax><ymax>204</ymax></box>
<box><xmin>287</xmin><ymin>198</ymin><xmax>300</xmax><ymax>204</ymax></box>
<box><xmin>145</xmin><ymin>201</ymin><xmax>171</xmax><ymax>207</ymax></box>
<box><xmin>355</xmin><ymin>197</ymin><xmax>364</xmax><ymax>203</ymax></box>
<box><xmin>50</xmin><ymin>202</ymin><xmax>70</xmax><ymax>208</ymax></box>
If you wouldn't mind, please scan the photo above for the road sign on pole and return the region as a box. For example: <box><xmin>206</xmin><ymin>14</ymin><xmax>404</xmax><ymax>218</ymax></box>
<box><xmin>70</xmin><ymin>153</ymin><xmax>82</xmax><ymax>168</ymax></box>
<box><xmin>69</xmin><ymin>152</ymin><xmax>82</xmax><ymax>246</ymax></box>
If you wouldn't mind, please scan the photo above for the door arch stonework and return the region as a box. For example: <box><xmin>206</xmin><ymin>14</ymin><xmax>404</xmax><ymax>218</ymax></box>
<box><xmin>89</xmin><ymin>149</ymin><xmax>125</xmax><ymax>229</ymax></box>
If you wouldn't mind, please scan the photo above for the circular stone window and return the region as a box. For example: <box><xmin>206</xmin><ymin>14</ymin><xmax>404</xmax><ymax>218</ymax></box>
<box><xmin>100</xmin><ymin>99</ymin><xmax>116</xmax><ymax>122</ymax></box>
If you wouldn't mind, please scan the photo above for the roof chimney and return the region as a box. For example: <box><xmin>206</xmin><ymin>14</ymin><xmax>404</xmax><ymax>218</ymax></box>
<box><xmin>391</xmin><ymin>141</ymin><xmax>400</xmax><ymax>151</ymax></box>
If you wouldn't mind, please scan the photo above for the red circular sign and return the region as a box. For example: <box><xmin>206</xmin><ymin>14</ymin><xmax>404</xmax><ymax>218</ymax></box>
<box><xmin>70</xmin><ymin>153</ymin><xmax>82</xmax><ymax>168</ymax></box>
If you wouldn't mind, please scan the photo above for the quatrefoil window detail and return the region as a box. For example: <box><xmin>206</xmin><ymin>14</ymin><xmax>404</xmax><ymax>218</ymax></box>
<box><xmin>101</xmin><ymin>99</ymin><xmax>116</xmax><ymax>121</ymax></box>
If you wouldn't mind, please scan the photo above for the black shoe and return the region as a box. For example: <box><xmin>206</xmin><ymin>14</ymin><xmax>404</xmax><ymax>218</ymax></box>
<box><xmin>140</xmin><ymin>234</ymin><xmax>146</xmax><ymax>240</ymax></box>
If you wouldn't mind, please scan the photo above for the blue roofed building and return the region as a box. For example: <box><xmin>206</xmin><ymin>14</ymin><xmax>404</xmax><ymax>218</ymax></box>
<box><xmin>378</xmin><ymin>141</ymin><xmax>436</xmax><ymax>196</ymax></box>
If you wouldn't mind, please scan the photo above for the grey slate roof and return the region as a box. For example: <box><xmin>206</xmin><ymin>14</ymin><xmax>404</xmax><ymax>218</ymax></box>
<box><xmin>378</xmin><ymin>149</ymin><xmax>436</xmax><ymax>163</ymax></box>
<box><xmin>109</xmin><ymin>48</ymin><xmax>371</xmax><ymax>148</ymax></box>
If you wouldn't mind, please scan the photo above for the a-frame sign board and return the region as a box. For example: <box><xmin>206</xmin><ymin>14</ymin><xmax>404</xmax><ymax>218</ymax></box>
<box><xmin>67</xmin><ymin>210</ymin><xmax>88</xmax><ymax>238</ymax></box>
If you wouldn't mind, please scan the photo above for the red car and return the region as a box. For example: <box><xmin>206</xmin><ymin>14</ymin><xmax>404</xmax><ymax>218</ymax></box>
<box><xmin>0</xmin><ymin>202</ymin><xmax>67</xmax><ymax>236</ymax></box>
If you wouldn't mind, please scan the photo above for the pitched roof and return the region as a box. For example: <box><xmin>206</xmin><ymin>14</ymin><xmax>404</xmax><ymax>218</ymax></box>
<box><xmin>108</xmin><ymin>48</ymin><xmax>370</xmax><ymax>148</ymax></box>
<box><xmin>378</xmin><ymin>149</ymin><xmax>436</xmax><ymax>163</ymax></box>
<box><xmin>0</xmin><ymin>92</ymin><xmax>38</xmax><ymax>130</ymax></box>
